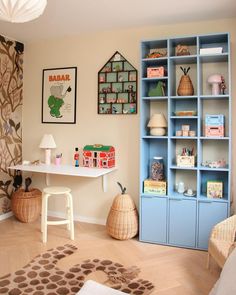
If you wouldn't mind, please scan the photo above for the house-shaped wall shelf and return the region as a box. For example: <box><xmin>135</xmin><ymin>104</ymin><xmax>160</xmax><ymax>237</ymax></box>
<box><xmin>98</xmin><ymin>51</ymin><xmax>137</xmax><ymax>114</ymax></box>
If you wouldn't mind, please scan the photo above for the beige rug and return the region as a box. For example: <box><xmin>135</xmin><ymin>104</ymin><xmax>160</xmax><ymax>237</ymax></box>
<box><xmin>0</xmin><ymin>244</ymin><xmax>154</xmax><ymax>294</ymax></box>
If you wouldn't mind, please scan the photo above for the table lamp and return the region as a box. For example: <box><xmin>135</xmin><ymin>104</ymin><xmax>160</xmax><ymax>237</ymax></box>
<box><xmin>39</xmin><ymin>134</ymin><xmax>56</xmax><ymax>165</ymax></box>
<box><xmin>147</xmin><ymin>113</ymin><xmax>167</xmax><ymax>136</ymax></box>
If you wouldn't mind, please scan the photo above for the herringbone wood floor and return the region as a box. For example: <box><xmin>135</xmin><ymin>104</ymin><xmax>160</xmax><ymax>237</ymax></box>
<box><xmin>0</xmin><ymin>217</ymin><xmax>220</xmax><ymax>294</ymax></box>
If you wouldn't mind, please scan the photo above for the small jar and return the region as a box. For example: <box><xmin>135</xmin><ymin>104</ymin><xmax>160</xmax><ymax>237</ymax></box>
<box><xmin>150</xmin><ymin>157</ymin><xmax>164</xmax><ymax>181</ymax></box>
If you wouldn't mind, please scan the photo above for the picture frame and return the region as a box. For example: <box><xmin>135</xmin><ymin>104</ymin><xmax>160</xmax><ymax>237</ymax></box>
<box><xmin>42</xmin><ymin>67</ymin><xmax>77</xmax><ymax>124</ymax></box>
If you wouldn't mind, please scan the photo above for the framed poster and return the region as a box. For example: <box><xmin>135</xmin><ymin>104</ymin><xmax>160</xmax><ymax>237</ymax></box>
<box><xmin>42</xmin><ymin>67</ymin><xmax>77</xmax><ymax>124</ymax></box>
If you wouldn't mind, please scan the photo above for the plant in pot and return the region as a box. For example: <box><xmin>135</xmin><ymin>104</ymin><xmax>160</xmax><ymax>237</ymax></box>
<box><xmin>11</xmin><ymin>177</ymin><xmax>42</xmax><ymax>223</ymax></box>
<box><xmin>106</xmin><ymin>182</ymin><xmax>138</xmax><ymax>240</ymax></box>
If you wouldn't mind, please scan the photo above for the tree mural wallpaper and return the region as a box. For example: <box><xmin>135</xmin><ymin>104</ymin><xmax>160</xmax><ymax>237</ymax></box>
<box><xmin>0</xmin><ymin>35</ymin><xmax>24</xmax><ymax>216</ymax></box>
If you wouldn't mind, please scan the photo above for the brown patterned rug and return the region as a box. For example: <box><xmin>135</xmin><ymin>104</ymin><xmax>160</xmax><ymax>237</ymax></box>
<box><xmin>0</xmin><ymin>244</ymin><xmax>154</xmax><ymax>295</ymax></box>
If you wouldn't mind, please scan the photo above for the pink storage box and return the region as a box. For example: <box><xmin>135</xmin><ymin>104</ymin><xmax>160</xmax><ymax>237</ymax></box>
<box><xmin>147</xmin><ymin>67</ymin><xmax>165</xmax><ymax>78</ymax></box>
<box><xmin>205</xmin><ymin>126</ymin><xmax>224</xmax><ymax>137</ymax></box>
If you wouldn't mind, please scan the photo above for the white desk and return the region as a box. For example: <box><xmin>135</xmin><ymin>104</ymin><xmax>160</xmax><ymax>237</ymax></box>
<box><xmin>9</xmin><ymin>164</ymin><xmax>117</xmax><ymax>192</ymax></box>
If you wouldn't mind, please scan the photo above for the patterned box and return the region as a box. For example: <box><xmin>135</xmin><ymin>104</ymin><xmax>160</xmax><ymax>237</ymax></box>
<box><xmin>177</xmin><ymin>155</ymin><xmax>195</xmax><ymax>167</ymax></box>
<box><xmin>205</xmin><ymin>126</ymin><xmax>224</xmax><ymax>137</ymax></box>
<box><xmin>205</xmin><ymin>115</ymin><xmax>224</xmax><ymax>127</ymax></box>
<box><xmin>144</xmin><ymin>179</ymin><xmax>166</xmax><ymax>195</ymax></box>
<box><xmin>147</xmin><ymin>67</ymin><xmax>165</xmax><ymax>78</ymax></box>
<box><xmin>207</xmin><ymin>181</ymin><xmax>223</xmax><ymax>198</ymax></box>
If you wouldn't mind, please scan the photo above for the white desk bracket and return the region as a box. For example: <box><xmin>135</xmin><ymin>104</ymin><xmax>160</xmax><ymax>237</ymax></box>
<box><xmin>102</xmin><ymin>175</ymin><xmax>107</xmax><ymax>192</ymax></box>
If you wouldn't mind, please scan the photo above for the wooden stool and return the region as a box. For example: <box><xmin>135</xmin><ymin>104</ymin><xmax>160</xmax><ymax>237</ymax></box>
<box><xmin>41</xmin><ymin>186</ymin><xmax>74</xmax><ymax>243</ymax></box>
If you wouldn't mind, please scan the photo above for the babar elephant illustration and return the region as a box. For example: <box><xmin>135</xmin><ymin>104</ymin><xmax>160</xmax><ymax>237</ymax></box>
<box><xmin>48</xmin><ymin>84</ymin><xmax>72</xmax><ymax>118</ymax></box>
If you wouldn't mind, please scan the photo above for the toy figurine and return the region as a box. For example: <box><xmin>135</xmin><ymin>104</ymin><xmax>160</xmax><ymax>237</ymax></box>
<box><xmin>74</xmin><ymin>147</ymin><xmax>79</xmax><ymax>167</ymax></box>
<box><xmin>13</xmin><ymin>170</ymin><xmax>22</xmax><ymax>191</ymax></box>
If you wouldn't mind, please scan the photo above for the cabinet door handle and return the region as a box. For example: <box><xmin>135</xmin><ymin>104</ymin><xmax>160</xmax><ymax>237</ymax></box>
<box><xmin>199</xmin><ymin>199</ymin><xmax>213</xmax><ymax>203</ymax></box>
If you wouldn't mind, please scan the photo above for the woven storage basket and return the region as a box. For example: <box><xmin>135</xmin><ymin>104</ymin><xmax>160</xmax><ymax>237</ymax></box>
<box><xmin>11</xmin><ymin>188</ymin><xmax>42</xmax><ymax>223</ymax></box>
<box><xmin>177</xmin><ymin>75</ymin><xmax>194</xmax><ymax>96</ymax></box>
<box><xmin>106</xmin><ymin>193</ymin><xmax>138</xmax><ymax>240</ymax></box>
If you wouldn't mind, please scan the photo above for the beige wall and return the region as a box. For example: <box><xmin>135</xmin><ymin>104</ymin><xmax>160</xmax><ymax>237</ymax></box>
<box><xmin>23</xmin><ymin>17</ymin><xmax>236</xmax><ymax>224</ymax></box>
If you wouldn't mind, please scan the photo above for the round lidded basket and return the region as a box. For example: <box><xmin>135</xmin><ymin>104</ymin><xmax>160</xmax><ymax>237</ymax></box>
<box><xmin>106</xmin><ymin>183</ymin><xmax>138</xmax><ymax>240</ymax></box>
<box><xmin>177</xmin><ymin>67</ymin><xmax>194</xmax><ymax>96</ymax></box>
<box><xmin>11</xmin><ymin>188</ymin><xmax>42</xmax><ymax>223</ymax></box>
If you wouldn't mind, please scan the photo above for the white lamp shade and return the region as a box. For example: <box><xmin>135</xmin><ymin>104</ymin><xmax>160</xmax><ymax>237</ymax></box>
<box><xmin>39</xmin><ymin>134</ymin><xmax>56</xmax><ymax>149</ymax></box>
<box><xmin>148</xmin><ymin>113</ymin><xmax>167</xmax><ymax>128</ymax></box>
<box><xmin>0</xmin><ymin>0</ymin><xmax>47</xmax><ymax>23</ymax></box>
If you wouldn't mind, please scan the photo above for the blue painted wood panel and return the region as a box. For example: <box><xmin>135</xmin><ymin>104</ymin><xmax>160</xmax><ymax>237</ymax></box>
<box><xmin>169</xmin><ymin>199</ymin><xmax>196</xmax><ymax>247</ymax></box>
<box><xmin>141</xmin><ymin>196</ymin><xmax>167</xmax><ymax>243</ymax></box>
<box><xmin>198</xmin><ymin>201</ymin><xmax>228</xmax><ymax>249</ymax></box>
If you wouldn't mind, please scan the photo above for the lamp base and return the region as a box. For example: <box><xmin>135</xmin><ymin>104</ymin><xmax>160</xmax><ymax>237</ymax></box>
<box><xmin>150</xmin><ymin>127</ymin><xmax>166</xmax><ymax>136</ymax></box>
<box><xmin>45</xmin><ymin>149</ymin><xmax>51</xmax><ymax>165</ymax></box>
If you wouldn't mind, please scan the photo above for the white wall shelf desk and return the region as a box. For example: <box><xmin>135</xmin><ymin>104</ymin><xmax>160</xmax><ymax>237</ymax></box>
<box><xmin>9</xmin><ymin>164</ymin><xmax>117</xmax><ymax>192</ymax></box>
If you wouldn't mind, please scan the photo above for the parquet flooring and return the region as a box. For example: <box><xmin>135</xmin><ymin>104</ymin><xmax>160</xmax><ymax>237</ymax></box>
<box><xmin>0</xmin><ymin>217</ymin><xmax>220</xmax><ymax>294</ymax></box>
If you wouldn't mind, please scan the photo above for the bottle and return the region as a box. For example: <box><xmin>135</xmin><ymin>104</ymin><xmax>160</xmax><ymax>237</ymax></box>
<box><xmin>150</xmin><ymin>157</ymin><xmax>164</xmax><ymax>181</ymax></box>
<box><xmin>74</xmin><ymin>147</ymin><xmax>79</xmax><ymax>167</ymax></box>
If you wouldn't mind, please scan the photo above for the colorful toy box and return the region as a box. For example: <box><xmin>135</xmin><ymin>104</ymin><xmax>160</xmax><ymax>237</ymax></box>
<box><xmin>147</xmin><ymin>66</ymin><xmax>165</xmax><ymax>78</ymax></box>
<box><xmin>83</xmin><ymin>144</ymin><xmax>115</xmax><ymax>168</ymax></box>
<box><xmin>144</xmin><ymin>179</ymin><xmax>166</xmax><ymax>195</ymax></box>
<box><xmin>205</xmin><ymin>114</ymin><xmax>224</xmax><ymax>137</ymax></box>
<box><xmin>207</xmin><ymin>181</ymin><xmax>223</xmax><ymax>198</ymax></box>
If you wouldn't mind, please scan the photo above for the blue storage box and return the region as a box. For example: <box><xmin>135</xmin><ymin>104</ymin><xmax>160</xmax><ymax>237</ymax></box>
<box><xmin>205</xmin><ymin>114</ymin><xmax>224</xmax><ymax>127</ymax></box>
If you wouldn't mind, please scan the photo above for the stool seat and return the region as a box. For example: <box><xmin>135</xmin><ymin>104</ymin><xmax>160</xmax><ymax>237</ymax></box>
<box><xmin>43</xmin><ymin>186</ymin><xmax>71</xmax><ymax>195</ymax></box>
<box><xmin>41</xmin><ymin>186</ymin><xmax>74</xmax><ymax>243</ymax></box>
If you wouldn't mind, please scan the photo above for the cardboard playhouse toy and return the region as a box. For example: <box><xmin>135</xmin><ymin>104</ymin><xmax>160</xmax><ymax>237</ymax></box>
<box><xmin>83</xmin><ymin>144</ymin><xmax>115</xmax><ymax>168</ymax></box>
<box><xmin>207</xmin><ymin>181</ymin><xmax>223</xmax><ymax>198</ymax></box>
<box><xmin>205</xmin><ymin>114</ymin><xmax>224</xmax><ymax>137</ymax></box>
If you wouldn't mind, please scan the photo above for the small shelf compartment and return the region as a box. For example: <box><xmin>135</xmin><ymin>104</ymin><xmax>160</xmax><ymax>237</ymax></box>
<box><xmin>140</xmin><ymin>138</ymin><xmax>168</xmax><ymax>189</ymax></box>
<box><xmin>199</xmin><ymin>34</ymin><xmax>229</xmax><ymax>55</ymax></box>
<box><xmin>141</xmin><ymin>39</ymin><xmax>168</xmax><ymax>60</ymax></box>
<box><xmin>169</xmin><ymin>36</ymin><xmax>197</xmax><ymax>56</ymax></box>
<box><xmin>169</xmin><ymin>169</ymin><xmax>197</xmax><ymax>197</ymax></box>
<box><xmin>200</xmin><ymin>170</ymin><xmax>229</xmax><ymax>201</ymax></box>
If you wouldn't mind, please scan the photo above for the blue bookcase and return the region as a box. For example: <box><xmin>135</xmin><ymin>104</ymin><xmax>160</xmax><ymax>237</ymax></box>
<box><xmin>140</xmin><ymin>33</ymin><xmax>231</xmax><ymax>250</ymax></box>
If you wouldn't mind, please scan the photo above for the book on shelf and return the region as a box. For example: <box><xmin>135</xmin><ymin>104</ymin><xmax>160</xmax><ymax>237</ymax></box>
<box><xmin>199</xmin><ymin>47</ymin><xmax>223</xmax><ymax>55</ymax></box>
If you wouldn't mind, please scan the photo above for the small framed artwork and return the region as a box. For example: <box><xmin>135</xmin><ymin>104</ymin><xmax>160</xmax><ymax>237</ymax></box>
<box><xmin>42</xmin><ymin>67</ymin><xmax>77</xmax><ymax>124</ymax></box>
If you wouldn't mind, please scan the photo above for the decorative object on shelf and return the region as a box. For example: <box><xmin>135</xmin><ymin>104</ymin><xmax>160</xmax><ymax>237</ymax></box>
<box><xmin>176</xmin><ymin>44</ymin><xmax>190</xmax><ymax>56</ymax></box>
<box><xmin>11</xmin><ymin>178</ymin><xmax>42</xmax><ymax>223</ymax></box>
<box><xmin>177</xmin><ymin>147</ymin><xmax>195</xmax><ymax>167</ymax></box>
<box><xmin>205</xmin><ymin>114</ymin><xmax>224</xmax><ymax>137</ymax></box>
<box><xmin>83</xmin><ymin>144</ymin><xmax>115</xmax><ymax>168</ymax></box>
<box><xmin>55</xmin><ymin>153</ymin><xmax>62</xmax><ymax>166</ymax></box>
<box><xmin>147</xmin><ymin>66</ymin><xmax>165</xmax><ymax>78</ymax></box>
<box><xmin>0</xmin><ymin>0</ymin><xmax>47</xmax><ymax>23</ymax></box>
<box><xmin>200</xmin><ymin>47</ymin><xmax>223</xmax><ymax>55</ymax></box>
<box><xmin>42</xmin><ymin>67</ymin><xmax>77</xmax><ymax>124</ymax></box>
<box><xmin>148</xmin><ymin>81</ymin><xmax>165</xmax><ymax>97</ymax></box>
<box><xmin>146</xmin><ymin>48</ymin><xmax>167</xmax><ymax>59</ymax></box>
<box><xmin>220</xmin><ymin>76</ymin><xmax>226</xmax><ymax>94</ymax></box>
<box><xmin>202</xmin><ymin>159</ymin><xmax>227</xmax><ymax>169</ymax></box>
<box><xmin>207</xmin><ymin>181</ymin><xmax>223</xmax><ymax>198</ymax></box>
<box><xmin>176</xmin><ymin>181</ymin><xmax>185</xmax><ymax>194</ymax></box>
<box><xmin>207</xmin><ymin>74</ymin><xmax>226</xmax><ymax>95</ymax></box>
<box><xmin>175</xmin><ymin>110</ymin><xmax>197</xmax><ymax>116</ymax></box>
<box><xmin>98</xmin><ymin>51</ymin><xmax>137</xmax><ymax>115</ymax></box>
<box><xmin>74</xmin><ymin>147</ymin><xmax>79</xmax><ymax>167</ymax></box>
<box><xmin>150</xmin><ymin>157</ymin><xmax>165</xmax><ymax>181</ymax></box>
<box><xmin>147</xmin><ymin>113</ymin><xmax>167</xmax><ymax>136</ymax></box>
<box><xmin>176</xmin><ymin>124</ymin><xmax>196</xmax><ymax>137</ymax></box>
<box><xmin>177</xmin><ymin>67</ymin><xmax>194</xmax><ymax>96</ymax></box>
<box><xmin>183</xmin><ymin>188</ymin><xmax>196</xmax><ymax>197</ymax></box>
<box><xmin>106</xmin><ymin>182</ymin><xmax>138</xmax><ymax>240</ymax></box>
<box><xmin>144</xmin><ymin>179</ymin><xmax>166</xmax><ymax>195</ymax></box>
<box><xmin>39</xmin><ymin>134</ymin><xmax>56</xmax><ymax>165</ymax></box>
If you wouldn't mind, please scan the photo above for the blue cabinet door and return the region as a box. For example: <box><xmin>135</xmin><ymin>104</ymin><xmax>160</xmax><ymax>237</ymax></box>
<box><xmin>140</xmin><ymin>196</ymin><xmax>167</xmax><ymax>243</ymax></box>
<box><xmin>198</xmin><ymin>201</ymin><xmax>228</xmax><ymax>249</ymax></box>
<box><xmin>169</xmin><ymin>199</ymin><xmax>197</xmax><ymax>247</ymax></box>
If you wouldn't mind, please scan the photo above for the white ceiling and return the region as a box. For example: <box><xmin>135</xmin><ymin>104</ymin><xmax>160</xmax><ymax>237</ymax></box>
<box><xmin>0</xmin><ymin>0</ymin><xmax>236</xmax><ymax>42</ymax></box>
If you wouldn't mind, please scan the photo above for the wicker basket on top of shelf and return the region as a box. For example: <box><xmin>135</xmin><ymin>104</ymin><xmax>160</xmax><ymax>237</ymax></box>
<box><xmin>106</xmin><ymin>182</ymin><xmax>138</xmax><ymax>240</ymax></box>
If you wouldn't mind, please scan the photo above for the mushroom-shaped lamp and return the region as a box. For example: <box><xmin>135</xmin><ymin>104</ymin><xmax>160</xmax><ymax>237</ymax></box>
<box><xmin>207</xmin><ymin>74</ymin><xmax>222</xmax><ymax>95</ymax></box>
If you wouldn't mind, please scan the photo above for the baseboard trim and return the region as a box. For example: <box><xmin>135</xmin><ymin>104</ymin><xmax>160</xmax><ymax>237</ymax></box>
<box><xmin>0</xmin><ymin>211</ymin><xmax>13</xmax><ymax>221</ymax></box>
<box><xmin>47</xmin><ymin>210</ymin><xmax>106</xmax><ymax>226</ymax></box>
